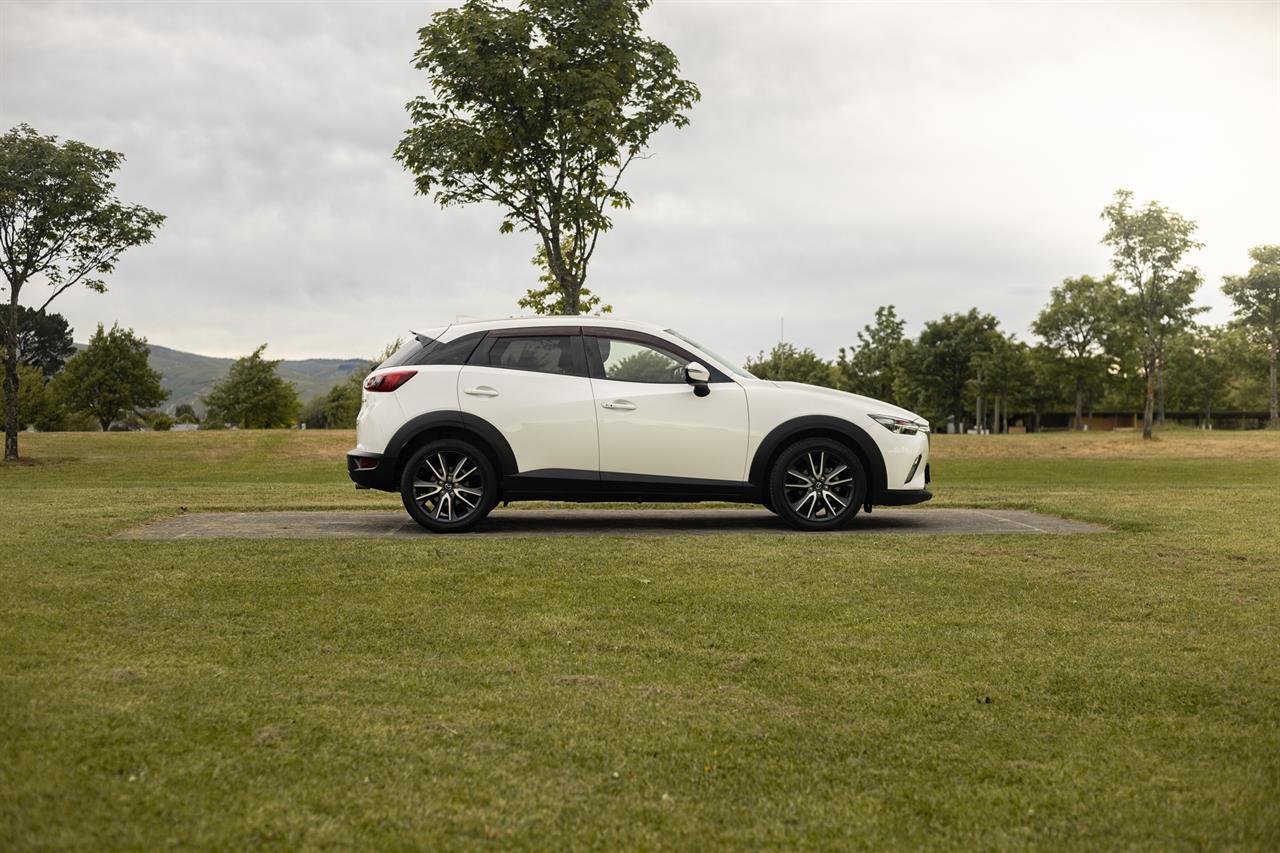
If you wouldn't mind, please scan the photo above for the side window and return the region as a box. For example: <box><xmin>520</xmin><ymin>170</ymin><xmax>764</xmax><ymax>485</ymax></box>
<box><xmin>487</xmin><ymin>335</ymin><xmax>583</xmax><ymax>376</ymax></box>
<box><xmin>413</xmin><ymin>331</ymin><xmax>483</xmax><ymax>366</ymax></box>
<box><xmin>595</xmin><ymin>338</ymin><xmax>689</xmax><ymax>383</ymax></box>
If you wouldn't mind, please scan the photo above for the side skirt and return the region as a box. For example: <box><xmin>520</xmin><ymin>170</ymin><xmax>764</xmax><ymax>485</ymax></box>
<box><xmin>501</xmin><ymin>470</ymin><xmax>760</xmax><ymax>504</ymax></box>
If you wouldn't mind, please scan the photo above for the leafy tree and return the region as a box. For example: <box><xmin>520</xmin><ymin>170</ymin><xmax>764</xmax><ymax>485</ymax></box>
<box><xmin>201</xmin><ymin>345</ymin><xmax>300</xmax><ymax>429</ymax></box>
<box><xmin>1164</xmin><ymin>326</ymin><xmax>1232</xmax><ymax>426</ymax></box>
<box><xmin>54</xmin><ymin>323</ymin><xmax>167</xmax><ymax>431</ymax></box>
<box><xmin>174</xmin><ymin>403</ymin><xmax>199</xmax><ymax>424</ymax></box>
<box><xmin>322</xmin><ymin>376</ymin><xmax>363</xmax><ymax>429</ymax></box>
<box><xmin>394</xmin><ymin>0</ymin><xmax>698</xmax><ymax>315</ymax></box>
<box><xmin>971</xmin><ymin>335</ymin><xmax>1031</xmax><ymax>433</ymax></box>
<box><xmin>0</xmin><ymin>124</ymin><xmax>164</xmax><ymax>460</ymax></box>
<box><xmin>744</xmin><ymin>342</ymin><xmax>835</xmax><ymax>387</ymax></box>
<box><xmin>0</xmin><ymin>306</ymin><xmax>74</xmax><ymax>378</ymax></box>
<box><xmin>895</xmin><ymin>309</ymin><xmax>1001</xmax><ymax>429</ymax></box>
<box><xmin>1222</xmin><ymin>244</ymin><xmax>1280</xmax><ymax>428</ymax></box>
<box><xmin>1100</xmin><ymin>189</ymin><xmax>1202</xmax><ymax>438</ymax></box>
<box><xmin>1023</xmin><ymin>346</ymin><xmax>1067</xmax><ymax>432</ymax></box>
<box><xmin>0</xmin><ymin>363</ymin><xmax>62</xmax><ymax>431</ymax></box>
<box><xmin>1032</xmin><ymin>275</ymin><xmax>1126</xmax><ymax>430</ymax></box>
<box><xmin>834</xmin><ymin>305</ymin><xmax>906</xmax><ymax>401</ymax></box>
<box><xmin>519</xmin><ymin>237</ymin><xmax>612</xmax><ymax>315</ymax></box>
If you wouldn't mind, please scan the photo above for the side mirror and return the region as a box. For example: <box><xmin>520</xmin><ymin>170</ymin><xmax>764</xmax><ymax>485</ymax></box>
<box><xmin>685</xmin><ymin>361</ymin><xmax>711</xmax><ymax>397</ymax></box>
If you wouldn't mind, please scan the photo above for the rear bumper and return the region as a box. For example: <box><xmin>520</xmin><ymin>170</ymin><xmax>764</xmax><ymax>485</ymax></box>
<box><xmin>877</xmin><ymin>488</ymin><xmax>933</xmax><ymax>506</ymax></box>
<box><xmin>347</xmin><ymin>450</ymin><xmax>395</xmax><ymax>491</ymax></box>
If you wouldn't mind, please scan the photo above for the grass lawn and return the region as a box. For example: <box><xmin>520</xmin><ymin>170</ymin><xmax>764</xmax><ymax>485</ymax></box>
<box><xmin>2</xmin><ymin>429</ymin><xmax>1278</xmax><ymax>849</ymax></box>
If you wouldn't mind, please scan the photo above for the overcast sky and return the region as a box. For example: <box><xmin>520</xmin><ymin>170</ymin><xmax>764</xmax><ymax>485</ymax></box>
<box><xmin>2</xmin><ymin>1</ymin><xmax>1277</xmax><ymax>363</ymax></box>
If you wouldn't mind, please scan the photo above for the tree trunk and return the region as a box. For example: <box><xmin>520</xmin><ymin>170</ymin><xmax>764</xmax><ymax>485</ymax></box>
<box><xmin>99</xmin><ymin>415</ymin><xmax>112</xmax><ymax>432</ymax></box>
<box><xmin>1074</xmin><ymin>376</ymin><xmax>1084</xmax><ymax>431</ymax></box>
<box><xmin>1156</xmin><ymin>358</ymin><xmax>1166</xmax><ymax>426</ymax></box>
<box><xmin>976</xmin><ymin>395</ymin><xmax>984</xmax><ymax>435</ymax></box>
<box><xmin>4</xmin><ymin>294</ymin><xmax>19</xmax><ymax>461</ymax></box>
<box><xmin>1142</xmin><ymin>353</ymin><xmax>1155</xmax><ymax>440</ymax></box>
<box><xmin>544</xmin><ymin>233</ymin><xmax>580</xmax><ymax>316</ymax></box>
<box><xmin>1034</xmin><ymin>408</ymin><xmax>1042</xmax><ymax>433</ymax></box>
<box><xmin>1269</xmin><ymin>334</ymin><xmax>1278</xmax><ymax>429</ymax></box>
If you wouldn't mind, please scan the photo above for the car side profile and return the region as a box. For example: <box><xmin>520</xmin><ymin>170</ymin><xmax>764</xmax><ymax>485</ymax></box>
<box><xmin>347</xmin><ymin>317</ymin><xmax>931</xmax><ymax>532</ymax></box>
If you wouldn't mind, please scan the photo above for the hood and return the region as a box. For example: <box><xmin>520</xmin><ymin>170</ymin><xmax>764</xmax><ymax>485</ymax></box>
<box><xmin>771</xmin><ymin>381</ymin><xmax>923</xmax><ymax>421</ymax></box>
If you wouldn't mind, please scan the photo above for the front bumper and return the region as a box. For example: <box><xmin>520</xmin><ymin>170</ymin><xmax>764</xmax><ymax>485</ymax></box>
<box><xmin>877</xmin><ymin>488</ymin><xmax>933</xmax><ymax>506</ymax></box>
<box><xmin>347</xmin><ymin>450</ymin><xmax>395</xmax><ymax>491</ymax></box>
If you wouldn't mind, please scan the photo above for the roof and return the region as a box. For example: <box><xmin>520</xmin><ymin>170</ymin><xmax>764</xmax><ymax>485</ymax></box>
<box><xmin>410</xmin><ymin>316</ymin><xmax>670</xmax><ymax>339</ymax></box>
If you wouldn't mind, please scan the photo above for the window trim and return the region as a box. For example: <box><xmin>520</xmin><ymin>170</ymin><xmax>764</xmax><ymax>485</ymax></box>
<box><xmin>582</xmin><ymin>328</ymin><xmax>732</xmax><ymax>383</ymax></box>
<box><xmin>469</xmin><ymin>329</ymin><xmax>589</xmax><ymax>378</ymax></box>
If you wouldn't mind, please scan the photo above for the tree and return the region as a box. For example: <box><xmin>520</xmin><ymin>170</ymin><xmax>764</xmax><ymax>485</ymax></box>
<box><xmin>394</xmin><ymin>0</ymin><xmax>698</xmax><ymax>315</ymax></box>
<box><xmin>0</xmin><ymin>363</ymin><xmax>62</xmax><ymax>431</ymax></box>
<box><xmin>1164</xmin><ymin>326</ymin><xmax>1232</xmax><ymax>427</ymax></box>
<box><xmin>1032</xmin><ymin>275</ymin><xmax>1126</xmax><ymax>430</ymax></box>
<box><xmin>834</xmin><ymin>305</ymin><xmax>905</xmax><ymax>401</ymax></box>
<box><xmin>174</xmin><ymin>403</ymin><xmax>199</xmax><ymax>424</ymax></box>
<box><xmin>519</xmin><ymin>237</ymin><xmax>612</xmax><ymax>315</ymax></box>
<box><xmin>744</xmin><ymin>342</ymin><xmax>835</xmax><ymax>387</ymax></box>
<box><xmin>0</xmin><ymin>124</ymin><xmax>164</xmax><ymax>460</ymax></box>
<box><xmin>1222</xmin><ymin>244</ymin><xmax>1280</xmax><ymax>428</ymax></box>
<box><xmin>54</xmin><ymin>324</ymin><xmax>167</xmax><ymax>431</ymax></box>
<box><xmin>1100</xmin><ymin>189</ymin><xmax>1202</xmax><ymax>439</ymax></box>
<box><xmin>1023</xmin><ymin>346</ymin><xmax>1067</xmax><ymax>432</ymax></box>
<box><xmin>971</xmin><ymin>335</ymin><xmax>1031</xmax><ymax>433</ymax></box>
<box><xmin>201</xmin><ymin>345</ymin><xmax>300</xmax><ymax>429</ymax></box>
<box><xmin>895</xmin><ymin>309</ymin><xmax>1001</xmax><ymax>429</ymax></box>
<box><xmin>0</xmin><ymin>306</ymin><xmax>74</xmax><ymax>378</ymax></box>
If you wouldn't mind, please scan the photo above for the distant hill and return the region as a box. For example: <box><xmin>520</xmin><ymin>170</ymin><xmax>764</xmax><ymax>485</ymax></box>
<box><xmin>74</xmin><ymin>342</ymin><xmax>369</xmax><ymax>414</ymax></box>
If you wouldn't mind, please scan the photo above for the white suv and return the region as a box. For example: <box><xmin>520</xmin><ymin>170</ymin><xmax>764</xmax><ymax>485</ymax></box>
<box><xmin>348</xmin><ymin>317</ymin><xmax>931</xmax><ymax>532</ymax></box>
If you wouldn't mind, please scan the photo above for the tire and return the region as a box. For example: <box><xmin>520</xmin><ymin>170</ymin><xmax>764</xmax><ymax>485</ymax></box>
<box><xmin>400</xmin><ymin>439</ymin><xmax>498</xmax><ymax>533</ymax></box>
<box><xmin>768</xmin><ymin>439</ymin><xmax>866</xmax><ymax>531</ymax></box>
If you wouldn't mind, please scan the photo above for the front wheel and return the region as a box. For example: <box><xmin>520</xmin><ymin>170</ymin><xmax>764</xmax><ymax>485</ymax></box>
<box><xmin>400</xmin><ymin>439</ymin><xmax>498</xmax><ymax>533</ymax></box>
<box><xmin>768</xmin><ymin>439</ymin><xmax>866</xmax><ymax>531</ymax></box>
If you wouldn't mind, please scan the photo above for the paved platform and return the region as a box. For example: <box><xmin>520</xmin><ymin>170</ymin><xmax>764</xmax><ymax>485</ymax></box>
<box><xmin>117</xmin><ymin>508</ymin><xmax>1105</xmax><ymax>539</ymax></box>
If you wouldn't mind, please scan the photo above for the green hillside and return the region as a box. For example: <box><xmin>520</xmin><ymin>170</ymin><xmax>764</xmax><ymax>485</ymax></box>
<box><xmin>74</xmin><ymin>342</ymin><xmax>368</xmax><ymax>413</ymax></box>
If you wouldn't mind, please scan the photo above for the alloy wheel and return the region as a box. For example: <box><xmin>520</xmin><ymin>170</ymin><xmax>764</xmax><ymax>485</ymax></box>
<box><xmin>411</xmin><ymin>449</ymin><xmax>485</xmax><ymax>523</ymax></box>
<box><xmin>782</xmin><ymin>449</ymin><xmax>856</xmax><ymax>522</ymax></box>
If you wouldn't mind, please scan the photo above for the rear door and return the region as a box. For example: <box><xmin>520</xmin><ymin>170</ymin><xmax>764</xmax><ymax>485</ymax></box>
<box><xmin>457</xmin><ymin>328</ymin><xmax>599</xmax><ymax>475</ymax></box>
<box><xmin>586</xmin><ymin>331</ymin><xmax>749</xmax><ymax>482</ymax></box>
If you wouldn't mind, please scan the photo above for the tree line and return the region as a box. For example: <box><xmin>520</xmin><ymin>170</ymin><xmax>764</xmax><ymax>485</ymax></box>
<box><xmin>744</xmin><ymin>204</ymin><xmax>1278</xmax><ymax>436</ymax></box>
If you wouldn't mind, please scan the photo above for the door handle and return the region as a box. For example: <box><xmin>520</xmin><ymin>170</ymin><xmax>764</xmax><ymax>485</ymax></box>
<box><xmin>601</xmin><ymin>399</ymin><xmax>636</xmax><ymax>411</ymax></box>
<box><xmin>464</xmin><ymin>386</ymin><xmax>499</xmax><ymax>398</ymax></box>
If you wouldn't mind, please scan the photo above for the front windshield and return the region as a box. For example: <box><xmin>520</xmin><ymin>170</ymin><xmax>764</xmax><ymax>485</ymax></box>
<box><xmin>665</xmin><ymin>329</ymin><xmax>758</xmax><ymax>380</ymax></box>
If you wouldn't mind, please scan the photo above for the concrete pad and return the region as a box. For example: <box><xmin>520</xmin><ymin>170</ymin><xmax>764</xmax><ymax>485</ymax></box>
<box><xmin>117</xmin><ymin>508</ymin><xmax>1105</xmax><ymax>539</ymax></box>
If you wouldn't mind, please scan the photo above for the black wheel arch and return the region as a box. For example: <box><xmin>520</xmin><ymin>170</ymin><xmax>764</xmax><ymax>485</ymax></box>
<box><xmin>748</xmin><ymin>416</ymin><xmax>886</xmax><ymax>503</ymax></box>
<box><xmin>376</xmin><ymin>411</ymin><xmax>518</xmax><ymax>491</ymax></box>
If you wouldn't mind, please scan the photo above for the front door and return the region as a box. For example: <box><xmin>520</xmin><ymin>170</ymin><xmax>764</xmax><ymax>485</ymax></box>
<box><xmin>587</xmin><ymin>334</ymin><xmax>749</xmax><ymax>482</ymax></box>
<box><xmin>457</xmin><ymin>331</ymin><xmax>598</xmax><ymax>475</ymax></box>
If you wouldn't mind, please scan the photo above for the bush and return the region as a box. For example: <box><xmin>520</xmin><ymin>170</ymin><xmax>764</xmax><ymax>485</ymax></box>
<box><xmin>151</xmin><ymin>415</ymin><xmax>174</xmax><ymax>431</ymax></box>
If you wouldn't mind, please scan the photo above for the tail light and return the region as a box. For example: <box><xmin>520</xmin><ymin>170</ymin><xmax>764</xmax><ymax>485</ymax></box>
<box><xmin>364</xmin><ymin>370</ymin><xmax>417</xmax><ymax>392</ymax></box>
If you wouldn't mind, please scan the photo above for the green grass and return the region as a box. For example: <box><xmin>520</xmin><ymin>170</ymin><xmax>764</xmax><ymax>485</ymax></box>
<box><xmin>2</xmin><ymin>429</ymin><xmax>1278</xmax><ymax>850</ymax></box>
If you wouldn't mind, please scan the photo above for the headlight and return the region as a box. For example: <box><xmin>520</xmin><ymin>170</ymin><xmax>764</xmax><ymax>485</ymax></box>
<box><xmin>871</xmin><ymin>414</ymin><xmax>929</xmax><ymax>435</ymax></box>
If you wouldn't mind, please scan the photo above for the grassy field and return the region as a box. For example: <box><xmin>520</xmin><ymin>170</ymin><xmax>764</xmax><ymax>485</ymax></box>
<box><xmin>2</xmin><ymin>429</ymin><xmax>1278</xmax><ymax>849</ymax></box>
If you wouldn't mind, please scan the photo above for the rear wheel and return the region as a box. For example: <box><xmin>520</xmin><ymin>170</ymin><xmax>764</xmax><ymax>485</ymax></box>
<box><xmin>400</xmin><ymin>439</ymin><xmax>497</xmax><ymax>533</ymax></box>
<box><xmin>768</xmin><ymin>439</ymin><xmax>866</xmax><ymax>531</ymax></box>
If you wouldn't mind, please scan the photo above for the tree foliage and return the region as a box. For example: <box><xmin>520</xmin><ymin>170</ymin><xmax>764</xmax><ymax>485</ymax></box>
<box><xmin>0</xmin><ymin>305</ymin><xmax>74</xmax><ymax>378</ymax></box>
<box><xmin>895</xmin><ymin>309</ymin><xmax>1001</xmax><ymax>427</ymax></box>
<box><xmin>54</xmin><ymin>324</ymin><xmax>167</xmax><ymax>432</ymax></box>
<box><xmin>0</xmin><ymin>124</ymin><xmax>164</xmax><ymax>459</ymax></box>
<box><xmin>744</xmin><ymin>342</ymin><xmax>836</xmax><ymax>387</ymax></box>
<box><xmin>1222</xmin><ymin>244</ymin><xmax>1280</xmax><ymax>428</ymax></box>
<box><xmin>834</xmin><ymin>305</ymin><xmax>905</xmax><ymax>401</ymax></box>
<box><xmin>394</xmin><ymin>0</ymin><xmax>698</xmax><ymax>315</ymax></box>
<box><xmin>1100</xmin><ymin>189</ymin><xmax>1202</xmax><ymax>438</ymax></box>
<box><xmin>201</xmin><ymin>345</ymin><xmax>300</xmax><ymax>429</ymax></box>
<box><xmin>519</xmin><ymin>237</ymin><xmax>611</xmax><ymax>315</ymax></box>
<box><xmin>1032</xmin><ymin>275</ymin><xmax>1127</xmax><ymax>430</ymax></box>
